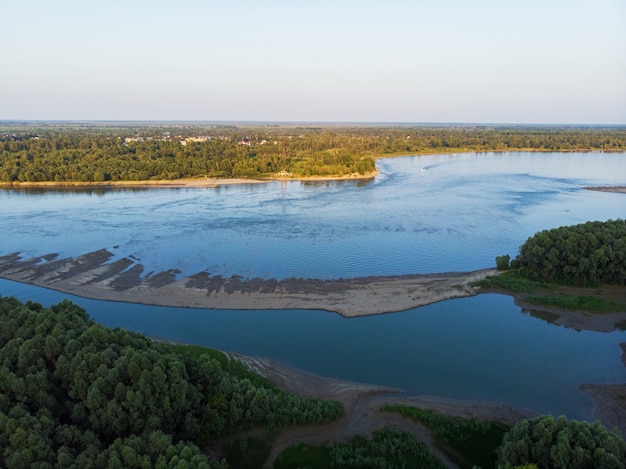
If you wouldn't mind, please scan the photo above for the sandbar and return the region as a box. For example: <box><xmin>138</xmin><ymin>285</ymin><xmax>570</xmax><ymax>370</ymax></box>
<box><xmin>583</xmin><ymin>186</ymin><xmax>626</xmax><ymax>194</ymax></box>
<box><xmin>0</xmin><ymin>171</ymin><xmax>378</xmax><ymax>190</ymax></box>
<box><xmin>0</xmin><ymin>249</ymin><xmax>494</xmax><ymax>317</ymax></box>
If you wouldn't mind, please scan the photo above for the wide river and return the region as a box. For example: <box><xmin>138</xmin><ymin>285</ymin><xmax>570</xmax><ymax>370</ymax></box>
<box><xmin>1</xmin><ymin>151</ymin><xmax>625</xmax><ymax>419</ymax></box>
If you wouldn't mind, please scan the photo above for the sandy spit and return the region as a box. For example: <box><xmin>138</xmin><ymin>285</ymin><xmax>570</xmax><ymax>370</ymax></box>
<box><xmin>0</xmin><ymin>250</ymin><xmax>496</xmax><ymax>317</ymax></box>
<box><xmin>583</xmin><ymin>186</ymin><xmax>626</xmax><ymax>194</ymax></box>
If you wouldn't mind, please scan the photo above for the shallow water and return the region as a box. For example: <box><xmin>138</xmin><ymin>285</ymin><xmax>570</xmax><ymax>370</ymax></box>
<box><xmin>1</xmin><ymin>151</ymin><xmax>625</xmax><ymax>420</ymax></box>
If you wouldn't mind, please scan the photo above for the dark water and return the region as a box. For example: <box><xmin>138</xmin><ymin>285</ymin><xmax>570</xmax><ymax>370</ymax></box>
<box><xmin>1</xmin><ymin>152</ymin><xmax>625</xmax><ymax>420</ymax></box>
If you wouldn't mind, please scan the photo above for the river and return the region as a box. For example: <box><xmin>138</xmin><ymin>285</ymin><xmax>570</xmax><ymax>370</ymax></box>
<box><xmin>1</xmin><ymin>151</ymin><xmax>625</xmax><ymax>419</ymax></box>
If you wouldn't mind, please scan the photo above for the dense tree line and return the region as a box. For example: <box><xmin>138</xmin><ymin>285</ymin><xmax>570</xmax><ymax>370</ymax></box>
<box><xmin>512</xmin><ymin>219</ymin><xmax>626</xmax><ymax>286</ymax></box>
<box><xmin>497</xmin><ymin>415</ymin><xmax>626</xmax><ymax>469</ymax></box>
<box><xmin>0</xmin><ymin>297</ymin><xmax>342</xmax><ymax>468</ymax></box>
<box><xmin>1</xmin><ymin>125</ymin><xmax>624</xmax><ymax>183</ymax></box>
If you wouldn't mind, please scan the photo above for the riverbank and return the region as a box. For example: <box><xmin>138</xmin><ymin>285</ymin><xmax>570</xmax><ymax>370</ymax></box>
<box><xmin>0</xmin><ymin>170</ymin><xmax>378</xmax><ymax>190</ymax></box>
<box><xmin>0</xmin><ymin>250</ymin><xmax>496</xmax><ymax>317</ymax></box>
<box><xmin>227</xmin><ymin>352</ymin><xmax>538</xmax><ymax>467</ymax></box>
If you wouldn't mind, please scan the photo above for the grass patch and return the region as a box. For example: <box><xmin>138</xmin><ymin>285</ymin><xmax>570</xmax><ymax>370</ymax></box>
<box><xmin>525</xmin><ymin>294</ymin><xmax>626</xmax><ymax>312</ymax></box>
<box><xmin>274</xmin><ymin>428</ymin><xmax>446</xmax><ymax>469</ymax></box>
<box><xmin>472</xmin><ymin>272</ymin><xmax>553</xmax><ymax>293</ymax></box>
<box><xmin>224</xmin><ymin>437</ymin><xmax>272</xmax><ymax>469</ymax></box>
<box><xmin>274</xmin><ymin>443</ymin><xmax>332</xmax><ymax>469</ymax></box>
<box><xmin>382</xmin><ymin>405</ymin><xmax>509</xmax><ymax>469</ymax></box>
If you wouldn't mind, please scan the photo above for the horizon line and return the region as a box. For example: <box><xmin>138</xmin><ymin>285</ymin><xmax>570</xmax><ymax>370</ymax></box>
<box><xmin>1</xmin><ymin>119</ymin><xmax>625</xmax><ymax>128</ymax></box>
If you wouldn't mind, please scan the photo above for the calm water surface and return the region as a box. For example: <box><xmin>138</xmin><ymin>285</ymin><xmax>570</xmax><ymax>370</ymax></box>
<box><xmin>2</xmin><ymin>152</ymin><xmax>625</xmax><ymax>279</ymax></box>
<box><xmin>1</xmin><ymin>152</ymin><xmax>625</xmax><ymax>420</ymax></box>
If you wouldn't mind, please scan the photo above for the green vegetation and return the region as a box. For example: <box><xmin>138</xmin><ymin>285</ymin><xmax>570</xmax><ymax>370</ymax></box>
<box><xmin>486</xmin><ymin>220</ymin><xmax>626</xmax><ymax>313</ymax></box>
<box><xmin>0</xmin><ymin>296</ymin><xmax>342</xmax><ymax>468</ymax></box>
<box><xmin>1</xmin><ymin>124</ymin><xmax>625</xmax><ymax>182</ymax></box>
<box><xmin>497</xmin><ymin>415</ymin><xmax>626</xmax><ymax>469</ymax></box>
<box><xmin>274</xmin><ymin>428</ymin><xmax>447</xmax><ymax>469</ymax></box>
<box><xmin>223</xmin><ymin>437</ymin><xmax>271</xmax><ymax>469</ymax></box>
<box><xmin>382</xmin><ymin>405</ymin><xmax>509</xmax><ymax>469</ymax></box>
<box><xmin>525</xmin><ymin>294</ymin><xmax>626</xmax><ymax>313</ymax></box>
<box><xmin>514</xmin><ymin>219</ymin><xmax>626</xmax><ymax>287</ymax></box>
<box><xmin>473</xmin><ymin>271</ymin><xmax>556</xmax><ymax>294</ymax></box>
<box><xmin>274</xmin><ymin>444</ymin><xmax>331</xmax><ymax>468</ymax></box>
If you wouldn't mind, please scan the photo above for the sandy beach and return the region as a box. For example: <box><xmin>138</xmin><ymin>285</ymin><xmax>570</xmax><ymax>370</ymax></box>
<box><xmin>0</xmin><ymin>171</ymin><xmax>378</xmax><ymax>190</ymax></box>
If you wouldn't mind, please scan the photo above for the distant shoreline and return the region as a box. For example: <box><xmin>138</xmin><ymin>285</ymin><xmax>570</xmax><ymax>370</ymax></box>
<box><xmin>0</xmin><ymin>171</ymin><xmax>378</xmax><ymax>190</ymax></box>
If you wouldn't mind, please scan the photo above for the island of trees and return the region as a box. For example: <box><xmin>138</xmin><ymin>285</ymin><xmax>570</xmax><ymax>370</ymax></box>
<box><xmin>1</xmin><ymin>123</ymin><xmax>625</xmax><ymax>183</ymax></box>
<box><xmin>497</xmin><ymin>219</ymin><xmax>626</xmax><ymax>287</ymax></box>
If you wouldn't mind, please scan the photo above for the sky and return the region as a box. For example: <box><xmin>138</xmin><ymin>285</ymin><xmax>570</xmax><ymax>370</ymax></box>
<box><xmin>2</xmin><ymin>0</ymin><xmax>625</xmax><ymax>124</ymax></box>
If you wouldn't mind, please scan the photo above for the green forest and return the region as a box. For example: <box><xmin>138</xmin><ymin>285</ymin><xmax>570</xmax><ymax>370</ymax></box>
<box><xmin>512</xmin><ymin>219</ymin><xmax>626</xmax><ymax>287</ymax></box>
<box><xmin>1</xmin><ymin>124</ymin><xmax>625</xmax><ymax>183</ymax></box>
<box><xmin>0</xmin><ymin>297</ymin><xmax>341</xmax><ymax>468</ymax></box>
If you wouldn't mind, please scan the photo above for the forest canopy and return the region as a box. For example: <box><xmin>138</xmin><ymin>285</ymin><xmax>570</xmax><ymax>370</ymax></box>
<box><xmin>0</xmin><ymin>296</ymin><xmax>341</xmax><ymax>468</ymax></box>
<box><xmin>1</xmin><ymin>124</ymin><xmax>625</xmax><ymax>183</ymax></box>
<box><xmin>497</xmin><ymin>415</ymin><xmax>626</xmax><ymax>469</ymax></box>
<box><xmin>513</xmin><ymin>219</ymin><xmax>626</xmax><ymax>287</ymax></box>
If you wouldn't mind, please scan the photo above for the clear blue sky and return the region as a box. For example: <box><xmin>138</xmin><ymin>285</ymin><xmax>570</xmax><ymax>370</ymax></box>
<box><xmin>3</xmin><ymin>0</ymin><xmax>625</xmax><ymax>124</ymax></box>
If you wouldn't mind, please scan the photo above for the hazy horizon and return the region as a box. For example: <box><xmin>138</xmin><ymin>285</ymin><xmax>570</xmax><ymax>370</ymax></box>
<box><xmin>3</xmin><ymin>0</ymin><xmax>625</xmax><ymax>124</ymax></box>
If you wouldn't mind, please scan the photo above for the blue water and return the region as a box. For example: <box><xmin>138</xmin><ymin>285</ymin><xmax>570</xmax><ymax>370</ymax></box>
<box><xmin>2</xmin><ymin>152</ymin><xmax>624</xmax><ymax>280</ymax></box>
<box><xmin>1</xmin><ymin>152</ymin><xmax>625</xmax><ymax>420</ymax></box>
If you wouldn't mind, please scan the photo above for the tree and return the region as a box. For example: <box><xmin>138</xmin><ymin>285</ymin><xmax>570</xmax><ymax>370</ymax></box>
<box><xmin>496</xmin><ymin>255</ymin><xmax>511</xmax><ymax>271</ymax></box>
<box><xmin>497</xmin><ymin>415</ymin><xmax>626</xmax><ymax>469</ymax></box>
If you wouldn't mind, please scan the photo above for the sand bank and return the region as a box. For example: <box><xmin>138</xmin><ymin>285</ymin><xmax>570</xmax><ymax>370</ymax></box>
<box><xmin>0</xmin><ymin>171</ymin><xmax>378</xmax><ymax>190</ymax></box>
<box><xmin>0</xmin><ymin>177</ymin><xmax>269</xmax><ymax>189</ymax></box>
<box><xmin>583</xmin><ymin>186</ymin><xmax>626</xmax><ymax>194</ymax></box>
<box><xmin>0</xmin><ymin>250</ymin><xmax>495</xmax><ymax>317</ymax></box>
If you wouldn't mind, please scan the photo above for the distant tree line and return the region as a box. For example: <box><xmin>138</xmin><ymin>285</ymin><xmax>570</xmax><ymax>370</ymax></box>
<box><xmin>505</xmin><ymin>219</ymin><xmax>626</xmax><ymax>286</ymax></box>
<box><xmin>0</xmin><ymin>297</ymin><xmax>342</xmax><ymax>468</ymax></box>
<box><xmin>1</xmin><ymin>125</ymin><xmax>624</xmax><ymax>182</ymax></box>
